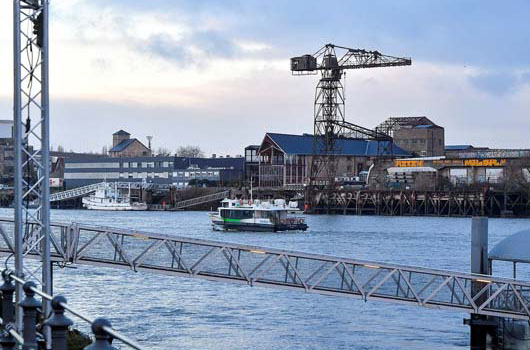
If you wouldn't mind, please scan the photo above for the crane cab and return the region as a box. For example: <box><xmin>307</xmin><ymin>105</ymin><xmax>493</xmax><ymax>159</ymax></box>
<box><xmin>290</xmin><ymin>55</ymin><xmax>317</xmax><ymax>72</ymax></box>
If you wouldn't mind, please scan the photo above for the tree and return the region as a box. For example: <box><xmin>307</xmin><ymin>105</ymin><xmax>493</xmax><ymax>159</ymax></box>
<box><xmin>57</xmin><ymin>145</ymin><xmax>64</xmax><ymax>153</ymax></box>
<box><xmin>156</xmin><ymin>147</ymin><xmax>172</xmax><ymax>156</ymax></box>
<box><xmin>176</xmin><ymin>145</ymin><xmax>205</xmax><ymax>158</ymax></box>
<box><xmin>101</xmin><ymin>146</ymin><xmax>108</xmax><ymax>155</ymax></box>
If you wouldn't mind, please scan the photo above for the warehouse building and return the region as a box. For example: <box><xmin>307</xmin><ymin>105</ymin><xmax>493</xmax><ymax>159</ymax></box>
<box><xmin>63</xmin><ymin>155</ymin><xmax>244</xmax><ymax>189</ymax></box>
<box><xmin>376</xmin><ymin>116</ymin><xmax>445</xmax><ymax>157</ymax></box>
<box><xmin>256</xmin><ymin>132</ymin><xmax>411</xmax><ymax>188</ymax></box>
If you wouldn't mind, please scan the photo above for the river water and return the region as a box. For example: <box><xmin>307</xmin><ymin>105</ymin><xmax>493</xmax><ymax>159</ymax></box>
<box><xmin>0</xmin><ymin>208</ymin><xmax>529</xmax><ymax>350</ymax></box>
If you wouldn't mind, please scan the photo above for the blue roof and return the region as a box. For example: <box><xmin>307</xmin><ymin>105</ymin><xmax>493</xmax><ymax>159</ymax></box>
<box><xmin>110</xmin><ymin>138</ymin><xmax>136</xmax><ymax>152</ymax></box>
<box><xmin>265</xmin><ymin>133</ymin><xmax>411</xmax><ymax>157</ymax></box>
<box><xmin>445</xmin><ymin>145</ymin><xmax>473</xmax><ymax>151</ymax></box>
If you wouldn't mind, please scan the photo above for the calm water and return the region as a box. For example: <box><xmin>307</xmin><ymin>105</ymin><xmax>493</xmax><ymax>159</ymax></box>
<box><xmin>1</xmin><ymin>208</ymin><xmax>529</xmax><ymax>350</ymax></box>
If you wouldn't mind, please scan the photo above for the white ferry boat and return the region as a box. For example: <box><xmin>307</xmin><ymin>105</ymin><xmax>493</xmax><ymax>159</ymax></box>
<box><xmin>209</xmin><ymin>198</ymin><xmax>308</xmax><ymax>232</ymax></box>
<box><xmin>82</xmin><ymin>183</ymin><xmax>147</xmax><ymax>211</ymax></box>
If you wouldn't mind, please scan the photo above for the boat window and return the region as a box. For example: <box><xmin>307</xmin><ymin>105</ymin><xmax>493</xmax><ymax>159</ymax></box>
<box><xmin>221</xmin><ymin>209</ymin><xmax>253</xmax><ymax>219</ymax></box>
<box><xmin>254</xmin><ymin>210</ymin><xmax>270</xmax><ymax>219</ymax></box>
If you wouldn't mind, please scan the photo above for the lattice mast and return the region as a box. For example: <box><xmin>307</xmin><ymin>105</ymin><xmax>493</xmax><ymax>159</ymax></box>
<box><xmin>291</xmin><ymin>44</ymin><xmax>411</xmax><ymax>208</ymax></box>
<box><xmin>13</xmin><ymin>0</ymin><xmax>51</xmax><ymax>329</ymax></box>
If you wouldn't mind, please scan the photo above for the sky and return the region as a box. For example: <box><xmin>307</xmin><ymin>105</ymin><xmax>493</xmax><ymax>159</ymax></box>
<box><xmin>1</xmin><ymin>0</ymin><xmax>529</xmax><ymax>155</ymax></box>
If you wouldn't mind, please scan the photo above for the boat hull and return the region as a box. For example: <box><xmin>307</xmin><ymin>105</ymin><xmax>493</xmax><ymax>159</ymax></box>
<box><xmin>82</xmin><ymin>198</ymin><xmax>147</xmax><ymax>211</ymax></box>
<box><xmin>211</xmin><ymin>216</ymin><xmax>307</xmax><ymax>232</ymax></box>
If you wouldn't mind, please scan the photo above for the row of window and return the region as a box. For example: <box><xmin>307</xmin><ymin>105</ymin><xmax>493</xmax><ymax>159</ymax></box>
<box><xmin>399</xmin><ymin>138</ymin><xmax>443</xmax><ymax>146</ymax></box>
<box><xmin>64</xmin><ymin>170</ymin><xmax>220</xmax><ymax>180</ymax></box>
<box><xmin>174</xmin><ymin>171</ymin><xmax>219</xmax><ymax>178</ymax></box>
<box><xmin>122</xmin><ymin>161</ymin><xmax>173</xmax><ymax>168</ymax></box>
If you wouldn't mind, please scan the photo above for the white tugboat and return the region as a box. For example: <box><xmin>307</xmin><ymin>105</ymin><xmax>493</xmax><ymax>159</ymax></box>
<box><xmin>209</xmin><ymin>198</ymin><xmax>308</xmax><ymax>232</ymax></box>
<box><xmin>82</xmin><ymin>182</ymin><xmax>147</xmax><ymax>211</ymax></box>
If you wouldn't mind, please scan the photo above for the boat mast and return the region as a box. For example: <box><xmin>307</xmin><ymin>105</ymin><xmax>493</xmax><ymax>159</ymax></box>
<box><xmin>250</xmin><ymin>176</ymin><xmax>253</xmax><ymax>202</ymax></box>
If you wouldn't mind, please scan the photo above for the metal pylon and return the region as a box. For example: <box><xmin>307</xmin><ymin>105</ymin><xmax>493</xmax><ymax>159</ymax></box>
<box><xmin>13</xmin><ymin>0</ymin><xmax>51</xmax><ymax>330</ymax></box>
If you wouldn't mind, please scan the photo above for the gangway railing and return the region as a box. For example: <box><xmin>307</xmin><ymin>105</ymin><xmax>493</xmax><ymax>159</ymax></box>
<box><xmin>0</xmin><ymin>218</ymin><xmax>529</xmax><ymax>321</ymax></box>
<box><xmin>49</xmin><ymin>182</ymin><xmax>107</xmax><ymax>202</ymax></box>
<box><xmin>50</xmin><ymin>181</ymin><xmax>153</xmax><ymax>202</ymax></box>
<box><xmin>173</xmin><ymin>190</ymin><xmax>230</xmax><ymax>209</ymax></box>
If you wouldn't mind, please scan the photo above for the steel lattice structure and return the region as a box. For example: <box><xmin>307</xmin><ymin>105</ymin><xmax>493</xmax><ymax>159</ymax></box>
<box><xmin>290</xmin><ymin>44</ymin><xmax>411</xmax><ymax>208</ymax></box>
<box><xmin>12</xmin><ymin>0</ymin><xmax>51</xmax><ymax>329</ymax></box>
<box><xmin>0</xmin><ymin>219</ymin><xmax>529</xmax><ymax>321</ymax></box>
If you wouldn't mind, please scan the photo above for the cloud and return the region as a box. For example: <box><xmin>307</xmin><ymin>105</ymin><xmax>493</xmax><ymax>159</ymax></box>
<box><xmin>1</xmin><ymin>0</ymin><xmax>530</xmax><ymax>155</ymax></box>
<box><xmin>141</xmin><ymin>30</ymin><xmax>238</xmax><ymax>65</ymax></box>
<box><xmin>468</xmin><ymin>71</ymin><xmax>530</xmax><ymax>96</ymax></box>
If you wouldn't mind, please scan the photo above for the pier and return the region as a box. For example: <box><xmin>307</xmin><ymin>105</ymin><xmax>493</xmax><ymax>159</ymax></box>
<box><xmin>308</xmin><ymin>189</ymin><xmax>530</xmax><ymax>217</ymax></box>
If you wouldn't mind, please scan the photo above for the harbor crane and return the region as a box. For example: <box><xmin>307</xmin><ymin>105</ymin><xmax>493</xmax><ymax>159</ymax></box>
<box><xmin>290</xmin><ymin>44</ymin><xmax>411</xmax><ymax>209</ymax></box>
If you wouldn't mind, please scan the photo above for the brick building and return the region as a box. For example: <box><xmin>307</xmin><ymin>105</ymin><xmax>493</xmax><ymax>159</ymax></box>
<box><xmin>109</xmin><ymin>130</ymin><xmax>151</xmax><ymax>157</ymax></box>
<box><xmin>377</xmin><ymin>117</ymin><xmax>445</xmax><ymax>157</ymax></box>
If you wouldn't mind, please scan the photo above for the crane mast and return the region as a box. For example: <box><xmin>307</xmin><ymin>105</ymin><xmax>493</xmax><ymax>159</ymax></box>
<box><xmin>291</xmin><ymin>44</ymin><xmax>411</xmax><ymax>210</ymax></box>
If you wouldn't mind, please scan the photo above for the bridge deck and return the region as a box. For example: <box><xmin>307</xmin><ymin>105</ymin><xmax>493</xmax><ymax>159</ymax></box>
<box><xmin>0</xmin><ymin>218</ymin><xmax>528</xmax><ymax>320</ymax></box>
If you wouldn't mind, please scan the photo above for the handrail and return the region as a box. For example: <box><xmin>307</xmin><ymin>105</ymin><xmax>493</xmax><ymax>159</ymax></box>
<box><xmin>174</xmin><ymin>190</ymin><xmax>229</xmax><ymax>209</ymax></box>
<box><xmin>4</xmin><ymin>271</ymin><xmax>146</xmax><ymax>350</ymax></box>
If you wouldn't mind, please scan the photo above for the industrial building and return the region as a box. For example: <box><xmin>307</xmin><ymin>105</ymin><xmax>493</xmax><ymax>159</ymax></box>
<box><xmin>255</xmin><ymin>132</ymin><xmax>411</xmax><ymax>188</ymax></box>
<box><xmin>0</xmin><ymin>120</ymin><xmax>14</xmax><ymax>185</ymax></box>
<box><xmin>63</xmin><ymin>154</ymin><xmax>244</xmax><ymax>189</ymax></box>
<box><xmin>376</xmin><ymin>117</ymin><xmax>445</xmax><ymax>157</ymax></box>
<box><xmin>244</xmin><ymin>145</ymin><xmax>260</xmax><ymax>184</ymax></box>
<box><xmin>109</xmin><ymin>130</ymin><xmax>151</xmax><ymax>157</ymax></box>
<box><xmin>389</xmin><ymin>148</ymin><xmax>530</xmax><ymax>189</ymax></box>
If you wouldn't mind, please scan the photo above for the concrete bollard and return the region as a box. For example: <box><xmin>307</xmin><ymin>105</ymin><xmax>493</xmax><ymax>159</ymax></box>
<box><xmin>18</xmin><ymin>281</ymin><xmax>41</xmax><ymax>350</ymax></box>
<box><xmin>0</xmin><ymin>270</ymin><xmax>16</xmax><ymax>325</ymax></box>
<box><xmin>84</xmin><ymin>318</ymin><xmax>117</xmax><ymax>350</ymax></box>
<box><xmin>44</xmin><ymin>295</ymin><xmax>73</xmax><ymax>350</ymax></box>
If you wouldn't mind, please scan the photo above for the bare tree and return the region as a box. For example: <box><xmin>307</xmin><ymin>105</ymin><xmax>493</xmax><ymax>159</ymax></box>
<box><xmin>175</xmin><ymin>145</ymin><xmax>205</xmax><ymax>158</ymax></box>
<box><xmin>156</xmin><ymin>147</ymin><xmax>172</xmax><ymax>156</ymax></box>
<box><xmin>57</xmin><ymin>145</ymin><xmax>64</xmax><ymax>153</ymax></box>
<box><xmin>101</xmin><ymin>145</ymin><xmax>108</xmax><ymax>155</ymax></box>
<box><xmin>503</xmin><ymin>157</ymin><xmax>530</xmax><ymax>192</ymax></box>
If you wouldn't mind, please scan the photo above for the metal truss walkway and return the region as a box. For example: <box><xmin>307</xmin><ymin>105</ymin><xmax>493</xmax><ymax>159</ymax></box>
<box><xmin>0</xmin><ymin>218</ymin><xmax>528</xmax><ymax>321</ymax></box>
<box><xmin>173</xmin><ymin>190</ymin><xmax>230</xmax><ymax>209</ymax></box>
<box><xmin>49</xmin><ymin>182</ymin><xmax>107</xmax><ymax>202</ymax></box>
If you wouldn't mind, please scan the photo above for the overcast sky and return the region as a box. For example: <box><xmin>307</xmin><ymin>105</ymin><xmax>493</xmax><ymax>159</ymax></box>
<box><xmin>1</xmin><ymin>0</ymin><xmax>529</xmax><ymax>155</ymax></box>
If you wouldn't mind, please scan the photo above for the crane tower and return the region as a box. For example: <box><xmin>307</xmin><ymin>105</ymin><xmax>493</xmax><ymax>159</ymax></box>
<box><xmin>290</xmin><ymin>44</ymin><xmax>411</xmax><ymax>209</ymax></box>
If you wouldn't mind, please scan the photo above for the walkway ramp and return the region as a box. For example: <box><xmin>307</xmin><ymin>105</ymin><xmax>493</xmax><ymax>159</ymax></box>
<box><xmin>0</xmin><ymin>218</ymin><xmax>529</xmax><ymax>321</ymax></box>
<box><xmin>50</xmin><ymin>182</ymin><xmax>107</xmax><ymax>202</ymax></box>
<box><xmin>173</xmin><ymin>190</ymin><xmax>229</xmax><ymax>209</ymax></box>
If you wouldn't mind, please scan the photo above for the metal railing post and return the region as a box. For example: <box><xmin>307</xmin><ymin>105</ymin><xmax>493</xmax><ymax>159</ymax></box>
<box><xmin>44</xmin><ymin>296</ymin><xmax>73</xmax><ymax>350</ymax></box>
<box><xmin>84</xmin><ymin>318</ymin><xmax>117</xmax><ymax>350</ymax></box>
<box><xmin>19</xmin><ymin>282</ymin><xmax>41</xmax><ymax>350</ymax></box>
<box><xmin>0</xmin><ymin>324</ymin><xmax>17</xmax><ymax>350</ymax></box>
<box><xmin>0</xmin><ymin>270</ymin><xmax>16</xmax><ymax>325</ymax></box>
